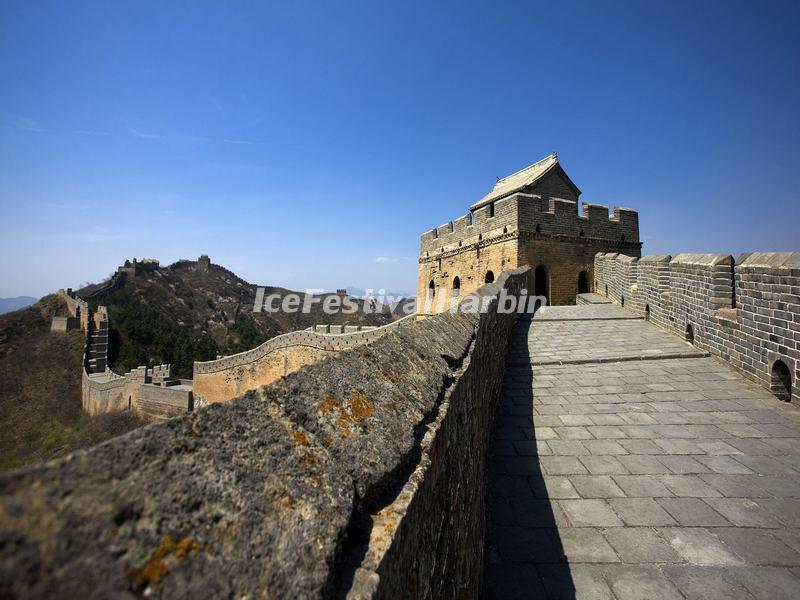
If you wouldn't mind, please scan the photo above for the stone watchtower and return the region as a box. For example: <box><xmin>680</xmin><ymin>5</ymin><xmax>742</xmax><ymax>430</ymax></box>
<box><xmin>417</xmin><ymin>153</ymin><xmax>642</xmax><ymax>314</ymax></box>
<box><xmin>197</xmin><ymin>254</ymin><xmax>211</xmax><ymax>272</ymax></box>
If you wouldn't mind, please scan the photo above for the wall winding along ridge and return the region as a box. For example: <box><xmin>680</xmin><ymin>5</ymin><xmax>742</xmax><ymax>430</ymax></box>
<box><xmin>594</xmin><ymin>252</ymin><xmax>799</xmax><ymax>403</ymax></box>
<box><xmin>0</xmin><ymin>267</ymin><xmax>529</xmax><ymax>599</ymax></box>
<box><xmin>192</xmin><ymin>314</ymin><xmax>415</xmax><ymax>405</ymax></box>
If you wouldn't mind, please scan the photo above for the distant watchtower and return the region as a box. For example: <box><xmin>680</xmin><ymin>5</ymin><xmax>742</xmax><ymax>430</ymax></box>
<box><xmin>198</xmin><ymin>254</ymin><xmax>211</xmax><ymax>272</ymax></box>
<box><xmin>418</xmin><ymin>153</ymin><xmax>641</xmax><ymax>314</ymax></box>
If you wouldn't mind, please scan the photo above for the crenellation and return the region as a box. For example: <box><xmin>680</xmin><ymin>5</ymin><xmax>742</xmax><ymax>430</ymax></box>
<box><xmin>595</xmin><ymin>251</ymin><xmax>799</xmax><ymax>403</ymax></box>
<box><xmin>419</xmin><ymin>155</ymin><xmax>642</xmax><ymax>311</ymax></box>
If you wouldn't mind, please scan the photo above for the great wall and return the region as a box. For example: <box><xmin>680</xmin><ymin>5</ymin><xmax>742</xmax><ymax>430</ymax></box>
<box><xmin>3</xmin><ymin>153</ymin><xmax>800</xmax><ymax>598</ymax></box>
<box><xmin>593</xmin><ymin>251</ymin><xmax>799</xmax><ymax>403</ymax></box>
<box><xmin>51</xmin><ymin>257</ymin><xmax>417</xmax><ymax>421</ymax></box>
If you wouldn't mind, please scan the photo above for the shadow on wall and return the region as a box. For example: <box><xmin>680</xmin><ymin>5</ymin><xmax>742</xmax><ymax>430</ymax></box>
<box><xmin>483</xmin><ymin>316</ymin><xmax>575</xmax><ymax>599</ymax></box>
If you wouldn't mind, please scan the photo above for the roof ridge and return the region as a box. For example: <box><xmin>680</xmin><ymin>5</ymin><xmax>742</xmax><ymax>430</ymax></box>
<box><xmin>495</xmin><ymin>152</ymin><xmax>558</xmax><ymax>185</ymax></box>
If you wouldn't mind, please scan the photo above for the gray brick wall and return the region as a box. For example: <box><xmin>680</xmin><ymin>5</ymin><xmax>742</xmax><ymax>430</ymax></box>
<box><xmin>594</xmin><ymin>252</ymin><xmax>799</xmax><ymax>403</ymax></box>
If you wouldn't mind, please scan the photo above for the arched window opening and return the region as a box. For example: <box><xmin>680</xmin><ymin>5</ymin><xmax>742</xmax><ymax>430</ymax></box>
<box><xmin>433</xmin><ymin>229</ymin><xmax>438</xmax><ymax>239</ymax></box>
<box><xmin>427</xmin><ymin>280</ymin><xmax>435</xmax><ymax>300</ymax></box>
<box><xmin>485</xmin><ymin>270</ymin><xmax>495</xmax><ymax>284</ymax></box>
<box><xmin>772</xmin><ymin>359</ymin><xmax>793</xmax><ymax>402</ymax></box>
<box><xmin>452</xmin><ymin>276</ymin><xmax>461</xmax><ymax>297</ymax></box>
<box><xmin>645</xmin><ymin>304</ymin><xmax>651</xmax><ymax>321</ymax></box>
<box><xmin>578</xmin><ymin>271</ymin><xmax>589</xmax><ymax>294</ymax></box>
<box><xmin>685</xmin><ymin>324</ymin><xmax>695</xmax><ymax>345</ymax></box>
<box><xmin>503</xmin><ymin>226</ymin><xmax>507</xmax><ymax>233</ymax></box>
<box><xmin>467</xmin><ymin>211</ymin><xmax>474</xmax><ymax>226</ymax></box>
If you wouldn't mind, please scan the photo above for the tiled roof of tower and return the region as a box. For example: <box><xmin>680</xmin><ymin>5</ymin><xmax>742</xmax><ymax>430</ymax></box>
<box><xmin>470</xmin><ymin>152</ymin><xmax>580</xmax><ymax>210</ymax></box>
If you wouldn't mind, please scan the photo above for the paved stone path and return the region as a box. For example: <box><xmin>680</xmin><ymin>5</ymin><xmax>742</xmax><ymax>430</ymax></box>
<box><xmin>485</xmin><ymin>304</ymin><xmax>800</xmax><ymax>599</ymax></box>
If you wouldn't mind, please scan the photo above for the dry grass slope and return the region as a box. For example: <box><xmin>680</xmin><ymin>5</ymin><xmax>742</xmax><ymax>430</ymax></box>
<box><xmin>0</xmin><ymin>296</ymin><xmax>145</xmax><ymax>472</ymax></box>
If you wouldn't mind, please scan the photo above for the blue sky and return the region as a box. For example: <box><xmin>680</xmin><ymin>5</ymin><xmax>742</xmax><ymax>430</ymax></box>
<box><xmin>1</xmin><ymin>1</ymin><xmax>798</xmax><ymax>298</ymax></box>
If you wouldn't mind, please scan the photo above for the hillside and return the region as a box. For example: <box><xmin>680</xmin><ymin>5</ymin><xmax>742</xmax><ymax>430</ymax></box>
<box><xmin>0</xmin><ymin>257</ymin><xmax>405</xmax><ymax>472</ymax></box>
<box><xmin>78</xmin><ymin>259</ymin><xmax>402</xmax><ymax>378</ymax></box>
<box><xmin>0</xmin><ymin>297</ymin><xmax>145</xmax><ymax>472</ymax></box>
<box><xmin>0</xmin><ymin>296</ymin><xmax>37</xmax><ymax>315</ymax></box>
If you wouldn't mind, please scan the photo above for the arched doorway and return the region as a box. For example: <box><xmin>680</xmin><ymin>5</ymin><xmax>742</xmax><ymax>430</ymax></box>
<box><xmin>427</xmin><ymin>280</ymin><xmax>435</xmax><ymax>300</ymax></box>
<box><xmin>685</xmin><ymin>324</ymin><xmax>695</xmax><ymax>345</ymax></box>
<box><xmin>772</xmin><ymin>359</ymin><xmax>793</xmax><ymax>402</ymax></box>
<box><xmin>484</xmin><ymin>270</ymin><xmax>495</xmax><ymax>284</ymax></box>
<box><xmin>452</xmin><ymin>276</ymin><xmax>461</xmax><ymax>297</ymax></box>
<box><xmin>578</xmin><ymin>271</ymin><xmax>589</xmax><ymax>294</ymax></box>
<box><xmin>534</xmin><ymin>265</ymin><xmax>548</xmax><ymax>303</ymax></box>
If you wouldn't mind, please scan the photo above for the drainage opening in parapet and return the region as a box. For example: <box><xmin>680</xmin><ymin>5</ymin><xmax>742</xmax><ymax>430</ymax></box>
<box><xmin>685</xmin><ymin>324</ymin><xmax>695</xmax><ymax>345</ymax></box>
<box><xmin>452</xmin><ymin>276</ymin><xmax>461</xmax><ymax>297</ymax></box>
<box><xmin>621</xmin><ymin>296</ymin><xmax>625</xmax><ymax>307</ymax></box>
<box><xmin>771</xmin><ymin>359</ymin><xmax>793</xmax><ymax>402</ymax></box>
<box><xmin>605</xmin><ymin>284</ymin><xmax>609</xmax><ymax>296</ymax></box>
<box><xmin>645</xmin><ymin>304</ymin><xmax>651</xmax><ymax>321</ymax></box>
<box><xmin>578</xmin><ymin>270</ymin><xmax>589</xmax><ymax>294</ymax></box>
<box><xmin>484</xmin><ymin>270</ymin><xmax>495</xmax><ymax>284</ymax></box>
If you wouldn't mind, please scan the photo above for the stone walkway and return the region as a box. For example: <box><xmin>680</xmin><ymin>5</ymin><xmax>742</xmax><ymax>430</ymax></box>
<box><xmin>485</xmin><ymin>304</ymin><xmax>800</xmax><ymax>599</ymax></box>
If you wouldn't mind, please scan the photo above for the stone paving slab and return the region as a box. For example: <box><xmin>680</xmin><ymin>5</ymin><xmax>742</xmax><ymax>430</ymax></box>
<box><xmin>485</xmin><ymin>305</ymin><xmax>800</xmax><ymax>599</ymax></box>
<box><xmin>514</xmin><ymin>308</ymin><xmax>708</xmax><ymax>365</ymax></box>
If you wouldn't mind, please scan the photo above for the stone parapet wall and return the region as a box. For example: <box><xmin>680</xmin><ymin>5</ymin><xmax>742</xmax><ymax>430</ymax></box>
<box><xmin>138</xmin><ymin>384</ymin><xmax>193</xmax><ymax>420</ymax></box>
<box><xmin>81</xmin><ymin>363</ymin><xmax>183</xmax><ymax>417</ymax></box>
<box><xmin>595</xmin><ymin>252</ymin><xmax>799</xmax><ymax>403</ymax></box>
<box><xmin>192</xmin><ymin>313</ymin><xmax>416</xmax><ymax>405</ymax></box>
<box><xmin>0</xmin><ymin>267</ymin><xmax>530</xmax><ymax>599</ymax></box>
<box><xmin>50</xmin><ymin>316</ymin><xmax>79</xmax><ymax>332</ymax></box>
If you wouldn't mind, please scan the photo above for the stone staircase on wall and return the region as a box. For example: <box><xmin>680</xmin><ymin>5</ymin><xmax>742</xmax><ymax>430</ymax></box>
<box><xmin>86</xmin><ymin>318</ymin><xmax>108</xmax><ymax>373</ymax></box>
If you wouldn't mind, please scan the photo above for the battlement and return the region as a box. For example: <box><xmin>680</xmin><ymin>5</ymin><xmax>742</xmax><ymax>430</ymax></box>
<box><xmin>419</xmin><ymin>194</ymin><xmax>640</xmax><ymax>256</ymax></box>
<box><xmin>418</xmin><ymin>156</ymin><xmax>642</xmax><ymax>309</ymax></box>
<box><xmin>595</xmin><ymin>251</ymin><xmax>800</xmax><ymax>403</ymax></box>
<box><xmin>192</xmin><ymin>313</ymin><xmax>416</xmax><ymax>405</ymax></box>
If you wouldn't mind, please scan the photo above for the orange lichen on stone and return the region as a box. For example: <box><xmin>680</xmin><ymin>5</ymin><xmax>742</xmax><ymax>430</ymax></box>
<box><xmin>320</xmin><ymin>389</ymin><xmax>374</xmax><ymax>438</ymax></box>
<box><xmin>293</xmin><ymin>431</ymin><xmax>309</xmax><ymax>446</ymax></box>
<box><xmin>348</xmin><ymin>388</ymin><xmax>374</xmax><ymax>422</ymax></box>
<box><xmin>320</xmin><ymin>394</ymin><xmax>337</xmax><ymax>414</ymax></box>
<box><xmin>337</xmin><ymin>415</ymin><xmax>352</xmax><ymax>438</ymax></box>
<box><xmin>175</xmin><ymin>537</ymin><xmax>200</xmax><ymax>561</ymax></box>
<box><xmin>128</xmin><ymin>535</ymin><xmax>199</xmax><ymax>590</ymax></box>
